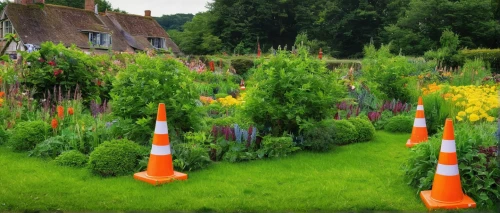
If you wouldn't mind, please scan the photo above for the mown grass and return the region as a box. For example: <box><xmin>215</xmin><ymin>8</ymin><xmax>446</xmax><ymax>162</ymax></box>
<box><xmin>0</xmin><ymin>132</ymin><xmax>480</xmax><ymax>212</ymax></box>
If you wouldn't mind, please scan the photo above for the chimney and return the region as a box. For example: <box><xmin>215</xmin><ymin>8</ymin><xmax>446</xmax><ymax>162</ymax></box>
<box><xmin>145</xmin><ymin>10</ymin><xmax>151</xmax><ymax>17</ymax></box>
<box><xmin>85</xmin><ymin>0</ymin><xmax>95</xmax><ymax>11</ymax></box>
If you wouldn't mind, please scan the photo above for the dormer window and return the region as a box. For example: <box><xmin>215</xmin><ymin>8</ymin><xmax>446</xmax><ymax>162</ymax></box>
<box><xmin>148</xmin><ymin>37</ymin><xmax>165</xmax><ymax>49</ymax></box>
<box><xmin>88</xmin><ymin>32</ymin><xmax>112</xmax><ymax>49</ymax></box>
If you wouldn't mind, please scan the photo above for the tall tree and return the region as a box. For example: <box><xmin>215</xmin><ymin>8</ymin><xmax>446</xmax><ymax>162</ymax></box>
<box><xmin>169</xmin><ymin>12</ymin><xmax>222</xmax><ymax>55</ymax></box>
<box><xmin>155</xmin><ymin>14</ymin><xmax>194</xmax><ymax>31</ymax></box>
<box><xmin>384</xmin><ymin>0</ymin><xmax>500</xmax><ymax>56</ymax></box>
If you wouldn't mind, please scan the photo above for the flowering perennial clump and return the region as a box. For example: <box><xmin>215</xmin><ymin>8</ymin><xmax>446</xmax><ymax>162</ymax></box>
<box><xmin>422</xmin><ymin>84</ymin><xmax>498</xmax><ymax>122</ymax></box>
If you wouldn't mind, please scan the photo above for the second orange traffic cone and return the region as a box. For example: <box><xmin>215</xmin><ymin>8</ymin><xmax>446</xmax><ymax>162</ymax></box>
<box><xmin>134</xmin><ymin>103</ymin><xmax>187</xmax><ymax>185</ymax></box>
<box><xmin>420</xmin><ymin>119</ymin><xmax>476</xmax><ymax>210</ymax></box>
<box><xmin>406</xmin><ymin>97</ymin><xmax>428</xmax><ymax>148</ymax></box>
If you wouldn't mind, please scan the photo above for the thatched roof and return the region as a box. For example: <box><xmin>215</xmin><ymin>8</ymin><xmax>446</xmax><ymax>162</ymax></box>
<box><xmin>4</xmin><ymin>3</ymin><xmax>180</xmax><ymax>53</ymax></box>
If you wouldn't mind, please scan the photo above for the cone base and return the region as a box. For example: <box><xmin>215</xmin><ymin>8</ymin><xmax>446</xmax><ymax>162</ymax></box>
<box><xmin>420</xmin><ymin>190</ymin><xmax>476</xmax><ymax>210</ymax></box>
<box><xmin>133</xmin><ymin>171</ymin><xmax>187</xmax><ymax>186</ymax></box>
<box><xmin>406</xmin><ymin>139</ymin><xmax>425</xmax><ymax>148</ymax></box>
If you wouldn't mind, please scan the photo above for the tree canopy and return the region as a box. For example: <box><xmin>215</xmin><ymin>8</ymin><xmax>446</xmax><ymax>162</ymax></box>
<box><xmin>155</xmin><ymin>14</ymin><xmax>194</xmax><ymax>31</ymax></box>
<box><xmin>169</xmin><ymin>0</ymin><xmax>500</xmax><ymax>57</ymax></box>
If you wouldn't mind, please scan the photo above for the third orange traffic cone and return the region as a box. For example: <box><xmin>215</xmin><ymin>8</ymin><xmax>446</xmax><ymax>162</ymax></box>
<box><xmin>420</xmin><ymin>119</ymin><xmax>476</xmax><ymax>210</ymax></box>
<box><xmin>134</xmin><ymin>103</ymin><xmax>187</xmax><ymax>185</ymax></box>
<box><xmin>406</xmin><ymin>97</ymin><xmax>428</xmax><ymax>148</ymax></box>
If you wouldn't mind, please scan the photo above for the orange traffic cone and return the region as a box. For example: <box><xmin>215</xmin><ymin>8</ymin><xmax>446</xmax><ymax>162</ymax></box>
<box><xmin>406</xmin><ymin>97</ymin><xmax>428</xmax><ymax>148</ymax></box>
<box><xmin>420</xmin><ymin>119</ymin><xmax>476</xmax><ymax>210</ymax></box>
<box><xmin>134</xmin><ymin>103</ymin><xmax>187</xmax><ymax>185</ymax></box>
<box><xmin>240</xmin><ymin>79</ymin><xmax>246</xmax><ymax>90</ymax></box>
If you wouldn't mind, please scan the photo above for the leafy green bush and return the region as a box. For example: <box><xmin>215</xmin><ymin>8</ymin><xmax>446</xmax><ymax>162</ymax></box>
<box><xmin>244</xmin><ymin>48</ymin><xmax>345</xmax><ymax>136</ymax></box>
<box><xmin>172</xmin><ymin>131</ymin><xmax>212</xmax><ymax>171</ymax></box>
<box><xmin>404</xmin><ymin>123</ymin><xmax>499</xmax><ymax>208</ymax></box>
<box><xmin>301</xmin><ymin>119</ymin><xmax>336</xmax><ymax>152</ymax></box>
<box><xmin>452</xmin><ymin>59</ymin><xmax>491</xmax><ymax>86</ymax></box>
<box><xmin>111</xmin><ymin>54</ymin><xmax>202</xmax><ymax>144</ymax></box>
<box><xmin>88</xmin><ymin>139</ymin><xmax>143</xmax><ymax>177</ymax></box>
<box><xmin>231</xmin><ymin>58</ymin><xmax>254</xmax><ymax>76</ymax></box>
<box><xmin>422</xmin><ymin>92</ymin><xmax>452</xmax><ymax>135</ymax></box>
<box><xmin>383</xmin><ymin>115</ymin><xmax>414</xmax><ymax>133</ymax></box>
<box><xmin>30</xmin><ymin>136</ymin><xmax>68</xmax><ymax>158</ymax></box>
<box><xmin>8</xmin><ymin>121</ymin><xmax>50</xmax><ymax>151</ymax></box>
<box><xmin>330</xmin><ymin>119</ymin><xmax>358</xmax><ymax>145</ymax></box>
<box><xmin>348</xmin><ymin>118</ymin><xmax>376</xmax><ymax>142</ymax></box>
<box><xmin>362</xmin><ymin>44</ymin><xmax>415</xmax><ymax>102</ymax></box>
<box><xmin>256</xmin><ymin>136</ymin><xmax>299</xmax><ymax>158</ymax></box>
<box><xmin>55</xmin><ymin>150</ymin><xmax>88</xmax><ymax>167</ymax></box>
<box><xmin>21</xmin><ymin>42</ymin><xmax>103</xmax><ymax>103</ymax></box>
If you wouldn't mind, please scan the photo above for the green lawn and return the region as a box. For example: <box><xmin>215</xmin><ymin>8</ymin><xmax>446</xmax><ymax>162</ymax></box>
<box><xmin>0</xmin><ymin>132</ymin><xmax>443</xmax><ymax>212</ymax></box>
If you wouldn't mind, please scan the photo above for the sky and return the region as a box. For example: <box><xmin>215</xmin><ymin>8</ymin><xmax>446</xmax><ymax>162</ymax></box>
<box><xmin>106</xmin><ymin>0</ymin><xmax>213</xmax><ymax>16</ymax></box>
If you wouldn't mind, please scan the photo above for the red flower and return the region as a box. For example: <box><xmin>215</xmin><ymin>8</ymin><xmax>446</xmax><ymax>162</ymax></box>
<box><xmin>53</xmin><ymin>69</ymin><xmax>63</xmax><ymax>77</ymax></box>
<box><xmin>57</xmin><ymin>106</ymin><xmax>64</xmax><ymax>119</ymax></box>
<box><xmin>0</xmin><ymin>91</ymin><xmax>4</xmax><ymax>98</ymax></box>
<box><xmin>51</xmin><ymin>118</ymin><xmax>58</xmax><ymax>129</ymax></box>
<box><xmin>68</xmin><ymin>107</ymin><xmax>74</xmax><ymax>115</ymax></box>
<box><xmin>48</xmin><ymin>60</ymin><xmax>56</xmax><ymax>66</ymax></box>
<box><xmin>39</xmin><ymin>58</ymin><xmax>45</xmax><ymax>63</ymax></box>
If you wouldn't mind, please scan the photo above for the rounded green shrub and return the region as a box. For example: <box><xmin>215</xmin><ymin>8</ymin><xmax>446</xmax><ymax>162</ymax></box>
<box><xmin>111</xmin><ymin>54</ymin><xmax>202</xmax><ymax>144</ymax></box>
<box><xmin>302</xmin><ymin>120</ymin><xmax>336</xmax><ymax>152</ymax></box>
<box><xmin>329</xmin><ymin>119</ymin><xmax>358</xmax><ymax>145</ymax></box>
<box><xmin>55</xmin><ymin>150</ymin><xmax>88</xmax><ymax>167</ymax></box>
<box><xmin>384</xmin><ymin>115</ymin><xmax>414</xmax><ymax>133</ymax></box>
<box><xmin>348</xmin><ymin>118</ymin><xmax>376</xmax><ymax>142</ymax></box>
<box><xmin>8</xmin><ymin>121</ymin><xmax>50</xmax><ymax>151</ymax></box>
<box><xmin>88</xmin><ymin>139</ymin><xmax>143</xmax><ymax>177</ymax></box>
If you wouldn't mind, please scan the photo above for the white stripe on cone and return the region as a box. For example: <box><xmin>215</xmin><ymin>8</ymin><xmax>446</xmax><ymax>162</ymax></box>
<box><xmin>440</xmin><ymin>140</ymin><xmax>457</xmax><ymax>153</ymax></box>
<box><xmin>436</xmin><ymin>164</ymin><xmax>459</xmax><ymax>176</ymax></box>
<box><xmin>154</xmin><ymin>121</ymin><xmax>169</xmax><ymax>134</ymax></box>
<box><xmin>417</xmin><ymin>105</ymin><xmax>424</xmax><ymax>110</ymax></box>
<box><xmin>413</xmin><ymin>118</ymin><xmax>427</xmax><ymax>127</ymax></box>
<box><xmin>150</xmin><ymin>144</ymin><xmax>171</xmax><ymax>155</ymax></box>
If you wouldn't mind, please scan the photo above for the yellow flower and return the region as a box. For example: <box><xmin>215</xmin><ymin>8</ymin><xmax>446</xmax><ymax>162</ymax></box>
<box><xmin>469</xmin><ymin>114</ymin><xmax>480</xmax><ymax>122</ymax></box>
<box><xmin>455</xmin><ymin>116</ymin><xmax>463</xmax><ymax>122</ymax></box>
<box><xmin>457</xmin><ymin>111</ymin><xmax>466</xmax><ymax>117</ymax></box>
<box><xmin>487</xmin><ymin>117</ymin><xmax>495</xmax><ymax>122</ymax></box>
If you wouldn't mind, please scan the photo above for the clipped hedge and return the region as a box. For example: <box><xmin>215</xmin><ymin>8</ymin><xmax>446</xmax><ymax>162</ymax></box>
<box><xmin>384</xmin><ymin>115</ymin><xmax>414</xmax><ymax>133</ymax></box>
<box><xmin>88</xmin><ymin>139</ymin><xmax>143</xmax><ymax>177</ymax></box>
<box><xmin>348</xmin><ymin>118</ymin><xmax>376</xmax><ymax>142</ymax></box>
<box><xmin>8</xmin><ymin>121</ymin><xmax>50</xmax><ymax>151</ymax></box>
<box><xmin>459</xmin><ymin>48</ymin><xmax>500</xmax><ymax>73</ymax></box>
<box><xmin>330</xmin><ymin>119</ymin><xmax>358</xmax><ymax>145</ymax></box>
<box><xmin>302</xmin><ymin>119</ymin><xmax>336</xmax><ymax>152</ymax></box>
<box><xmin>55</xmin><ymin>150</ymin><xmax>88</xmax><ymax>167</ymax></box>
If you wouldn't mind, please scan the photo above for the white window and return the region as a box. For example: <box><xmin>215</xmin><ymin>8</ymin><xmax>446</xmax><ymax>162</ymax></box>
<box><xmin>148</xmin><ymin>37</ymin><xmax>165</xmax><ymax>49</ymax></box>
<box><xmin>88</xmin><ymin>32</ymin><xmax>112</xmax><ymax>48</ymax></box>
<box><xmin>2</xmin><ymin>21</ymin><xmax>15</xmax><ymax>38</ymax></box>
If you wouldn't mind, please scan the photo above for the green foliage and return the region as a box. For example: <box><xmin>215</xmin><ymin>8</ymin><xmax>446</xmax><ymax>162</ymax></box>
<box><xmin>244</xmin><ymin>48</ymin><xmax>345</xmax><ymax>136</ymax></box>
<box><xmin>452</xmin><ymin>59</ymin><xmax>491</xmax><ymax>86</ymax></box>
<box><xmin>0</xmin><ymin>127</ymin><xmax>7</xmax><ymax>145</ymax></box>
<box><xmin>424</xmin><ymin>30</ymin><xmax>461</xmax><ymax>67</ymax></box>
<box><xmin>459</xmin><ymin>48</ymin><xmax>500</xmax><ymax>73</ymax></box>
<box><xmin>155</xmin><ymin>14</ymin><xmax>194</xmax><ymax>31</ymax></box>
<box><xmin>111</xmin><ymin>54</ymin><xmax>202</xmax><ymax>144</ymax></box>
<box><xmin>301</xmin><ymin>119</ymin><xmax>336</xmax><ymax>152</ymax></box>
<box><xmin>383</xmin><ymin>115</ymin><xmax>414</xmax><ymax>133</ymax></box>
<box><xmin>348</xmin><ymin>118</ymin><xmax>376</xmax><ymax>142</ymax></box>
<box><xmin>404</xmin><ymin>123</ymin><xmax>499</xmax><ymax>208</ymax></box>
<box><xmin>256</xmin><ymin>136</ymin><xmax>300</xmax><ymax>159</ymax></box>
<box><xmin>22</xmin><ymin>42</ymin><xmax>102</xmax><ymax>103</ymax></box>
<box><xmin>54</xmin><ymin>150</ymin><xmax>88</xmax><ymax>167</ymax></box>
<box><xmin>222</xmin><ymin>142</ymin><xmax>257</xmax><ymax>162</ymax></box>
<box><xmin>172</xmin><ymin>131</ymin><xmax>212</xmax><ymax>171</ymax></box>
<box><xmin>422</xmin><ymin>92</ymin><xmax>453</xmax><ymax>135</ymax></box>
<box><xmin>29</xmin><ymin>136</ymin><xmax>68</xmax><ymax>158</ymax></box>
<box><xmin>362</xmin><ymin>44</ymin><xmax>415</xmax><ymax>102</ymax></box>
<box><xmin>330</xmin><ymin>119</ymin><xmax>358</xmax><ymax>145</ymax></box>
<box><xmin>294</xmin><ymin>32</ymin><xmax>329</xmax><ymax>56</ymax></box>
<box><xmin>8</xmin><ymin>121</ymin><xmax>50</xmax><ymax>152</ymax></box>
<box><xmin>169</xmin><ymin>12</ymin><xmax>222</xmax><ymax>55</ymax></box>
<box><xmin>385</xmin><ymin>0</ymin><xmax>500</xmax><ymax>56</ymax></box>
<box><xmin>231</xmin><ymin>59</ymin><xmax>254</xmax><ymax>76</ymax></box>
<box><xmin>88</xmin><ymin>139</ymin><xmax>143</xmax><ymax>177</ymax></box>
